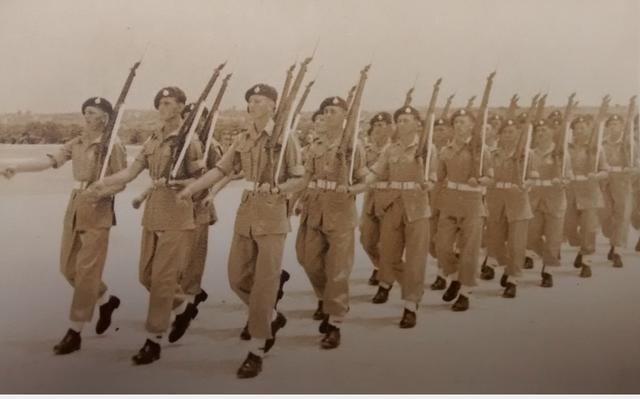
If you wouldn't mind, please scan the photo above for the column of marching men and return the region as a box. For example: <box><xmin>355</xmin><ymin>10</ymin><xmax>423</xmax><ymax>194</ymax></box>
<box><xmin>2</xmin><ymin>63</ymin><xmax>639</xmax><ymax>379</ymax></box>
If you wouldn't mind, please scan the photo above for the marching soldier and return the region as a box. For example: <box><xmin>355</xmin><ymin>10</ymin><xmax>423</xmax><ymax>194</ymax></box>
<box><xmin>92</xmin><ymin>87</ymin><xmax>203</xmax><ymax>364</ymax></box>
<box><xmin>363</xmin><ymin>105</ymin><xmax>433</xmax><ymax>327</ymax></box>
<box><xmin>1</xmin><ymin>97</ymin><xmax>125</xmax><ymax>354</ymax></box>
<box><xmin>564</xmin><ymin>97</ymin><xmax>610</xmax><ymax>277</ymax></box>
<box><xmin>178</xmin><ymin>83</ymin><xmax>304</xmax><ymax>378</ymax></box>
<box><xmin>524</xmin><ymin>94</ymin><xmax>576</xmax><ymax>286</ymax></box>
<box><xmin>483</xmin><ymin>118</ymin><xmax>533</xmax><ymax>298</ymax></box>
<box><xmin>295</xmin><ymin>95</ymin><xmax>367</xmax><ymax>349</ymax></box>
<box><xmin>599</xmin><ymin>97</ymin><xmax>638</xmax><ymax>267</ymax></box>
<box><xmin>359</xmin><ymin>112</ymin><xmax>393</xmax><ymax>287</ymax></box>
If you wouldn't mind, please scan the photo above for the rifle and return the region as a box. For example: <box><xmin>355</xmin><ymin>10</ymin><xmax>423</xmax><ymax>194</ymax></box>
<box><xmin>589</xmin><ymin>95</ymin><xmax>610</xmax><ymax>173</ymax></box>
<box><xmin>345</xmin><ymin>85</ymin><xmax>357</xmax><ymax>110</ymax></box>
<box><xmin>98</xmin><ymin>61</ymin><xmax>142</xmax><ymax>180</ymax></box>
<box><xmin>535</xmin><ymin>94</ymin><xmax>547</xmax><ymax>121</ymax></box>
<box><xmin>404</xmin><ymin>87</ymin><xmax>415</xmax><ymax>107</ymax></box>
<box><xmin>506</xmin><ymin>94</ymin><xmax>520</xmax><ymax>121</ymax></box>
<box><xmin>202</xmin><ymin>73</ymin><xmax>232</xmax><ymax>165</ymax></box>
<box><xmin>441</xmin><ymin>93</ymin><xmax>454</xmax><ymax>119</ymax></box>
<box><xmin>624</xmin><ymin>95</ymin><xmax>638</xmax><ymax>167</ymax></box>
<box><xmin>559</xmin><ymin>93</ymin><xmax>577</xmax><ymax>178</ymax></box>
<box><xmin>471</xmin><ymin>72</ymin><xmax>496</xmax><ymax>177</ymax></box>
<box><xmin>170</xmin><ymin>61</ymin><xmax>226</xmax><ymax>179</ymax></box>
<box><xmin>276</xmin><ymin>63</ymin><xmax>296</xmax><ymax>118</ymax></box>
<box><xmin>466</xmin><ymin>95</ymin><xmax>476</xmax><ymax>111</ymax></box>
<box><xmin>417</xmin><ymin>78</ymin><xmax>442</xmax><ymax>162</ymax></box>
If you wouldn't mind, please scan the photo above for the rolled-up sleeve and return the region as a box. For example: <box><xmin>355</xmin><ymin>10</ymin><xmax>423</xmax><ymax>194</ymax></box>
<box><xmin>46</xmin><ymin>138</ymin><xmax>75</xmax><ymax>169</ymax></box>
<box><xmin>215</xmin><ymin>141</ymin><xmax>240</xmax><ymax>176</ymax></box>
<box><xmin>285</xmin><ymin>136</ymin><xmax>305</xmax><ymax>177</ymax></box>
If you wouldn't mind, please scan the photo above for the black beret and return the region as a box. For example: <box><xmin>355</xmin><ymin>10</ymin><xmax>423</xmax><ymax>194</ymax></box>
<box><xmin>488</xmin><ymin>113</ymin><xmax>503</xmax><ymax>123</ymax></box>
<box><xmin>82</xmin><ymin>97</ymin><xmax>113</xmax><ymax>117</ymax></box>
<box><xmin>434</xmin><ymin>117</ymin><xmax>449</xmax><ymax>127</ymax></box>
<box><xmin>370</xmin><ymin>112</ymin><xmax>392</xmax><ymax>125</ymax></box>
<box><xmin>532</xmin><ymin>119</ymin><xmax>550</xmax><ymax>130</ymax></box>
<box><xmin>498</xmin><ymin>118</ymin><xmax>518</xmax><ymax>133</ymax></box>
<box><xmin>570</xmin><ymin>115</ymin><xmax>587</xmax><ymax>129</ymax></box>
<box><xmin>516</xmin><ymin>112</ymin><xmax>529</xmax><ymax>124</ymax></box>
<box><xmin>319</xmin><ymin>96</ymin><xmax>348</xmax><ymax>113</ymax></box>
<box><xmin>311</xmin><ymin>109</ymin><xmax>324</xmax><ymax>122</ymax></box>
<box><xmin>245</xmin><ymin>83</ymin><xmax>278</xmax><ymax>103</ymax></box>
<box><xmin>450</xmin><ymin>108</ymin><xmax>476</xmax><ymax>124</ymax></box>
<box><xmin>181</xmin><ymin>102</ymin><xmax>209</xmax><ymax>120</ymax></box>
<box><xmin>154</xmin><ymin>86</ymin><xmax>187</xmax><ymax>110</ymax></box>
<box><xmin>393</xmin><ymin>106</ymin><xmax>421</xmax><ymax>123</ymax></box>
<box><xmin>605</xmin><ymin>114</ymin><xmax>623</xmax><ymax>126</ymax></box>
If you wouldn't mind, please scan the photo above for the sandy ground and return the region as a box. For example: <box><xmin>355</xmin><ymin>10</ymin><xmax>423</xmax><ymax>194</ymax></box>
<box><xmin>0</xmin><ymin>144</ymin><xmax>639</xmax><ymax>394</ymax></box>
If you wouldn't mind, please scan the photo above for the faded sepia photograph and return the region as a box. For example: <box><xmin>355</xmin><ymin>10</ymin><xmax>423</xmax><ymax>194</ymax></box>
<box><xmin>0</xmin><ymin>0</ymin><xmax>639</xmax><ymax>394</ymax></box>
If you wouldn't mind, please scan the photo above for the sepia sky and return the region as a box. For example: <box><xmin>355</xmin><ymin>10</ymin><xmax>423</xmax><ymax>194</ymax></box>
<box><xmin>0</xmin><ymin>0</ymin><xmax>638</xmax><ymax>114</ymax></box>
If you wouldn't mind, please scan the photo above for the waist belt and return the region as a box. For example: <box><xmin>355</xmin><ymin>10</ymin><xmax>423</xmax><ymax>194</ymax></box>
<box><xmin>371</xmin><ymin>182</ymin><xmax>390</xmax><ymax>189</ymax></box>
<box><xmin>387</xmin><ymin>181</ymin><xmax>420</xmax><ymax>190</ymax></box>
<box><xmin>495</xmin><ymin>182</ymin><xmax>516</xmax><ymax>189</ymax></box>
<box><xmin>74</xmin><ymin>181</ymin><xmax>89</xmax><ymax>190</ymax></box>
<box><xmin>446</xmin><ymin>181</ymin><xmax>483</xmax><ymax>192</ymax></box>
<box><xmin>530</xmin><ymin>179</ymin><xmax>553</xmax><ymax>187</ymax></box>
<box><xmin>309</xmin><ymin>179</ymin><xmax>338</xmax><ymax>191</ymax></box>
<box><xmin>609</xmin><ymin>166</ymin><xmax>624</xmax><ymax>172</ymax></box>
<box><xmin>226</xmin><ymin>179</ymin><xmax>256</xmax><ymax>191</ymax></box>
<box><xmin>572</xmin><ymin>175</ymin><xmax>588</xmax><ymax>181</ymax></box>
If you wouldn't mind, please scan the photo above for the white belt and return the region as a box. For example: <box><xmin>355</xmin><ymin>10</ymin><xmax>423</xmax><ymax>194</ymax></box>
<box><xmin>572</xmin><ymin>175</ymin><xmax>588</xmax><ymax>181</ymax></box>
<box><xmin>226</xmin><ymin>179</ymin><xmax>257</xmax><ymax>191</ymax></box>
<box><xmin>530</xmin><ymin>179</ymin><xmax>553</xmax><ymax>187</ymax></box>
<box><xmin>446</xmin><ymin>181</ymin><xmax>483</xmax><ymax>192</ymax></box>
<box><xmin>609</xmin><ymin>166</ymin><xmax>624</xmax><ymax>172</ymax></box>
<box><xmin>388</xmin><ymin>181</ymin><xmax>419</xmax><ymax>190</ymax></box>
<box><xmin>74</xmin><ymin>181</ymin><xmax>89</xmax><ymax>190</ymax></box>
<box><xmin>309</xmin><ymin>179</ymin><xmax>338</xmax><ymax>190</ymax></box>
<box><xmin>495</xmin><ymin>182</ymin><xmax>516</xmax><ymax>189</ymax></box>
<box><xmin>371</xmin><ymin>182</ymin><xmax>390</xmax><ymax>189</ymax></box>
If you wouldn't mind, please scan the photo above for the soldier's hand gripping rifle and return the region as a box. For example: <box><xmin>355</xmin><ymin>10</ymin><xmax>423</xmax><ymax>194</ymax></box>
<box><xmin>97</xmin><ymin>61</ymin><xmax>142</xmax><ymax>180</ymax></box>
<box><xmin>169</xmin><ymin>61</ymin><xmax>226</xmax><ymax>180</ymax></box>
<box><xmin>418</xmin><ymin>78</ymin><xmax>442</xmax><ymax>181</ymax></box>
<box><xmin>559</xmin><ymin>93</ymin><xmax>577</xmax><ymax>178</ymax></box>
<box><xmin>474</xmin><ymin>72</ymin><xmax>496</xmax><ymax>178</ymax></box>
<box><xmin>339</xmin><ymin>64</ymin><xmax>371</xmax><ymax>185</ymax></box>
<box><xmin>590</xmin><ymin>95</ymin><xmax>611</xmax><ymax>173</ymax></box>
<box><xmin>442</xmin><ymin>93</ymin><xmax>455</xmax><ymax>120</ymax></box>
<box><xmin>276</xmin><ymin>63</ymin><xmax>296</xmax><ymax>118</ymax></box>
<box><xmin>345</xmin><ymin>85</ymin><xmax>357</xmax><ymax>111</ymax></box>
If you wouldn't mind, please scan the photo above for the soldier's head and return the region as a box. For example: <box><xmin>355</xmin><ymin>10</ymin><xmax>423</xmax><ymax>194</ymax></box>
<box><xmin>488</xmin><ymin>113</ymin><xmax>503</xmax><ymax>132</ymax></box>
<box><xmin>433</xmin><ymin>117</ymin><xmax>452</xmax><ymax>149</ymax></box>
<box><xmin>311</xmin><ymin>109</ymin><xmax>327</xmax><ymax>135</ymax></box>
<box><xmin>245</xmin><ymin>84</ymin><xmax>278</xmax><ymax>120</ymax></box>
<box><xmin>368</xmin><ymin>112</ymin><xmax>393</xmax><ymax>144</ymax></box>
<box><xmin>570</xmin><ymin>115</ymin><xmax>589</xmax><ymax>142</ymax></box>
<box><xmin>393</xmin><ymin>106</ymin><xmax>421</xmax><ymax>140</ymax></box>
<box><xmin>154</xmin><ymin>87</ymin><xmax>186</xmax><ymax>122</ymax></box>
<box><xmin>81</xmin><ymin>97</ymin><xmax>113</xmax><ymax>131</ymax></box>
<box><xmin>450</xmin><ymin>109</ymin><xmax>475</xmax><ymax>143</ymax></box>
<box><xmin>605</xmin><ymin>114</ymin><xmax>624</xmax><ymax>139</ymax></box>
<box><xmin>498</xmin><ymin>119</ymin><xmax>520</xmax><ymax>147</ymax></box>
<box><xmin>320</xmin><ymin>96</ymin><xmax>348</xmax><ymax>131</ymax></box>
<box><xmin>533</xmin><ymin>119</ymin><xmax>554</xmax><ymax>147</ymax></box>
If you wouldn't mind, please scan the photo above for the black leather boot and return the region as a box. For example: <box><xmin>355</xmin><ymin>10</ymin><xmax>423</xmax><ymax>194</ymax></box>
<box><xmin>53</xmin><ymin>329</ymin><xmax>81</xmax><ymax>355</ymax></box>
<box><xmin>95</xmin><ymin>295</ymin><xmax>120</xmax><ymax>335</ymax></box>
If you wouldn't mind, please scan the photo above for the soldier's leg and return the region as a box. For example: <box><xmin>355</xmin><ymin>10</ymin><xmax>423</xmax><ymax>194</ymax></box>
<box><xmin>504</xmin><ymin>219</ymin><xmax>529</xmax><ymax>295</ymax></box>
<box><xmin>377</xmin><ymin>201</ymin><xmax>403</xmax><ymax>289</ymax></box>
<box><xmin>247</xmin><ymin>233</ymin><xmax>286</xmax><ymax>340</ymax></box>
<box><xmin>68</xmin><ymin>228</ymin><xmax>110</xmax><ymax>322</ymax></box>
<box><xmin>300</xmin><ymin>223</ymin><xmax>329</xmax><ymax>299</ymax></box>
<box><xmin>543</xmin><ymin>212</ymin><xmax>564</xmax><ymax>267</ymax></box>
<box><xmin>564</xmin><ymin>189</ymin><xmax>580</xmax><ymax>247</ymax></box>
<box><xmin>598</xmin><ymin>181</ymin><xmax>614</xmax><ymax>240</ymax></box>
<box><xmin>578</xmin><ymin>208</ymin><xmax>599</xmax><ymax>276</ymax></box>
<box><xmin>436</xmin><ymin>214</ymin><xmax>460</xmax><ymax>279</ymax></box>
<box><xmin>228</xmin><ymin>232</ymin><xmax>259</xmax><ymax>305</ymax></box>
<box><xmin>527</xmin><ymin>209</ymin><xmax>545</xmax><ymax>267</ymax></box>
<box><xmin>181</xmin><ymin>224</ymin><xmax>209</xmax><ymax>296</ymax></box>
<box><xmin>401</xmin><ymin>217</ymin><xmax>429</xmax><ymax>306</ymax></box>
<box><xmin>359</xmin><ymin>211</ymin><xmax>381</xmax><ymax>270</ymax></box>
<box><xmin>145</xmin><ymin>230</ymin><xmax>192</xmax><ymax>334</ymax></box>
<box><xmin>610</xmin><ymin>179</ymin><xmax>631</xmax><ymax>248</ymax></box>
<box><xmin>486</xmin><ymin>207</ymin><xmax>508</xmax><ymax>271</ymax></box>
<box><xmin>323</xmin><ymin>228</ymin><xmax>355</xmax><ymax>323</ymax></box>
<box><xmin>458</xmin><ymin>214</ymin><xmax>482</xmax><ymax>288</ymax></box>
<box><xmin>60</xmin><ymin>229</ymin><xmax>81</xmax><ymax>288</ymax></box>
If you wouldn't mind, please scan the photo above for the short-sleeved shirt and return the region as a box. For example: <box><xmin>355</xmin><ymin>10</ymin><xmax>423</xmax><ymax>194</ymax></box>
<box><xmin>527</xmin><ymin>144</ymin><xmax>566</xmax><ymax>217</ymax></box>
<box><xmin>193</xmin><ymin>138</ymin><xmax>223</xmax><ymax>225</ymax></box>
<box><xmin>370</xmin><ymin>136</ymin><xmax>431</xmax><ymax>222</ymax></box>
<box><xmin>130</xmin><ymin>126</ymin><xmax>203</xmax><ymax>231</ymax></box>
<box><xmin>301</xmin><ymin>132</ymin><xmax>367</xmax><ymax>231</ymax></box>
<box><xmin>567</xmin><ymin>143</ymin><xmax>607</xmax><ymax>210</ymax></box>
<box><xmin>486</xmin><ymin>147</ymin><xmax>532</xmax><ymax>222</ymax></box>
<box><xmin>215</xmin><ymin>121</ymin><xmax>304</xmax><ymax>236</ymax></box>
<box><xmin>48</xmin><ymin>133</ymin><xmax>127</xmax><ymax>230</ymax></box>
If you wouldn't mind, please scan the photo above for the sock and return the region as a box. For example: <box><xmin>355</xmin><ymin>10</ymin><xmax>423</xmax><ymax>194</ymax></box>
<box><xmin>328</xmin><ymin>315</ymin><xmax>343</xmax><ymax>327</ymax></box>
<box><xmin>486</xmin><ymin>256</ymin><xmax>499</xmax><ymax>268</ymax></box>
<box><xmin>506</xmin><ymin>275</ymin><xmax>518</xmax><ymax>285</ymax></box>
<box><xmin>272</xmin><ymin>309</ymin><xmax>278</xmax><ymax>321</ymax></box>
<box><xmin>186</xmin><ymin>295</ymin><xmax>195</xmax><ymax>304</ymax></box>
<box><xmin>70</xmin><ymin>321</ymin><xmax>84</xmax><ymax>333</ymax></box>
<box><xmin>404</xmin><ymin>301</ymin><xmax>418</xmax><ymax>312</ymax></box>
<box><xmin>248</xmin><ymin>340</ymin><xmax>264</xmax><ymax>357</ymax></box>
<box><xmin>437</xmin><ymin>269</ymin><xmax>446</xmax><ymax>279</ymax></box>
<box><xmin>459</xmin><ymin>285</ymin><xmax>472</xmax><ymax>297</ymax></box>
<box><xmin>380</xmin><ymin>282</ymin><xmax>391</xmax><ymax>290</ymax></box>
<box><xmin>97</xmin><ymin>291</ymin><xmax>110</xmax><ymax>306</ymax></box>
<box><xmin>174</xmin><ymin>300</ymin><xmax>188</xmax><ymax>316</ymax></box>
<box><xmin>147</xmin><ymin>333</ymin><xmax>163</xmax><ymax>344</ymax></box>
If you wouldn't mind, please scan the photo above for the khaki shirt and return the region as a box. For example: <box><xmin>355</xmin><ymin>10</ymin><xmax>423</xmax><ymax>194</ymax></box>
<box><xmin>48</xmin><ymin>134</ymin><xmax>127</xmax><ymax>230</ymax></box>
<box><xmin>194</xmin><ymin>139</ymin><xmax>223</xmax><ymax>225</ymax></box>
<box><xmin>486</xmin><ymin>147</ymin><xmax>532</xmax><ymax>222</ymax></box>
<box><xmin>567</xmin><ymin>143</ymin><xmax>607</xmax><ymax>210</ymax></box>
<box><xmin>362</xmin><ymin>140</ymin><xmax>395</xmax><ymax>217</ymax></box>
<box><xmin>437</xmin><ymin>141</ymin><xmax>492</xmax><ymax>217</ymax></box>
<box><xmin>528</xmin><ymin>144</ymin><xmax>566</xmax><ymax>217</ymax></box>
<box><xmin>215</xmin><ymin>122</ymin><xmax>304</xmax><ymax>236</ymax></box>
<box><xmin>130</xmin><ymin>127</ymin><xmax>203</xmax><ymax>231</ymax></box>
<box><xmin>301</xmin><ymin>133</ymin><xmax>367</xmax><ymax>231</ymax></box>
<box><xmin>370</xmin><ymin>137</ymin><xmax>431</xmax><ymax>222</ymax></box>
